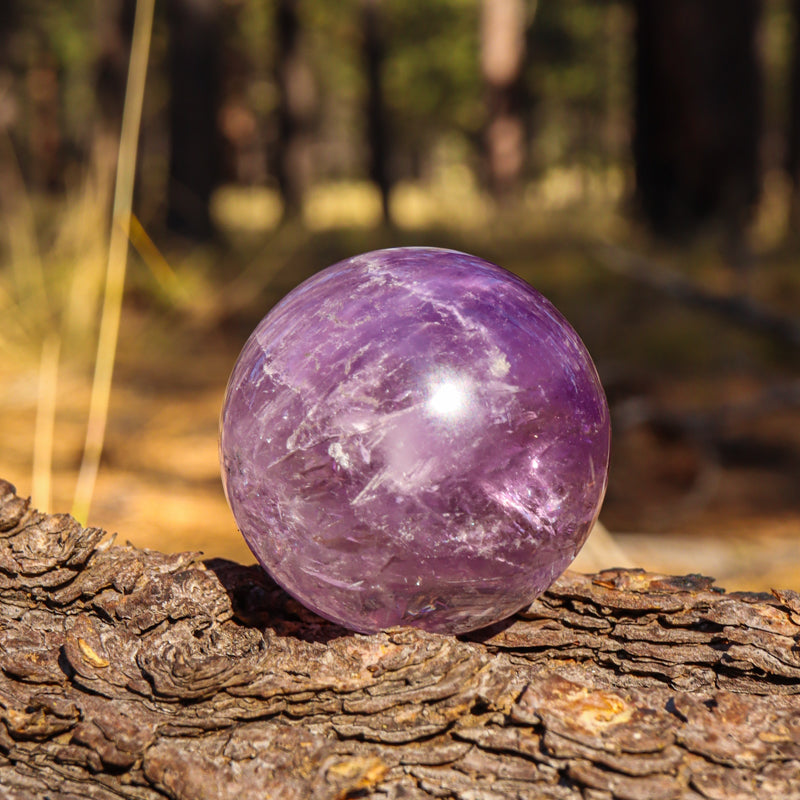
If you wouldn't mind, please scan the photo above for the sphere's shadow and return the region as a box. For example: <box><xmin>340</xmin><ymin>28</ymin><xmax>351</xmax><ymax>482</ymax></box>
<box><xmin>204</xmin><ymin>556</ymin><xmax>521</xmax><ymax>644</ymax></box>
<box><xmin>203</xmin><ymin>557</ymin><xmax>353</xmax><ymax>643</ymax></box>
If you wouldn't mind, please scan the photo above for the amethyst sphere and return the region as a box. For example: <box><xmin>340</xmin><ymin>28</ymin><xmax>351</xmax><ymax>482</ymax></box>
<box><xmin>220</xmin><ymin>247</ymin><xmax>610</xmax><ymax>634</ymax></box>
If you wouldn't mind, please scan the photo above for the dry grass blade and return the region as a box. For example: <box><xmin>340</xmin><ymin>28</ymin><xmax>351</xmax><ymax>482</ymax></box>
<box><xmin>31</xmin><ymin>333</ymin><xmax>61</xmax><ymax>513</ymax></box>
<box><xmin>72</xmin><ymin>0</ymin><xmax>156</xmax><ymax>524</ymax></box>
<box><xmin>128</xmin><ymin>213</ymin><xmax>184</xmax><ymax>298</ymax></box>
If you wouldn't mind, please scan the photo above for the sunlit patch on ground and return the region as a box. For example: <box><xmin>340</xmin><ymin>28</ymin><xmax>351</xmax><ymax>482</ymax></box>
<box><xmin>2</xmin><ymin>179</ymin><xmax>799</xmax><ymax>590</ymax></box>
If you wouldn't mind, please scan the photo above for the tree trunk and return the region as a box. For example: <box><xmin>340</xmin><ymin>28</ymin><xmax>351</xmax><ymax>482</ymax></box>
<box><xmin>633</xmin><ymin>0</ymin><xmax>763</xmax><ymax>239</ymax></box>
<box><xmin>788</xmin><ymin>0</ymin><xmax>800</xmax><ymax>229</ymax></box>
<box><xmin>26</xmin><ymin>45</ymin><xmax>63</xmax><ymax>192</ymax></box>
<box><xmin>166</xmin><ymin>0</ymin><xmax>221</xmax><ymax>240</ymax></box>
<box><xmin>0</xmin><ymin>0</ymin><xmax>20</xmax><ymax>204</ymax></box>
<box><xmin>0</xmin><ymin>0</ymin><xmax>19</xmax><ymax>138</ymax></box>
<box><xmin>0</xmin><ymin>6</ymin><xmax>63</xmax><ymax>192</ymax></box>
<box><xmin>480</xmin><ymin>0</ymin><xmax>528</xmax><ymax>201</ymax></box>
<box><xmin>362</xmin><ymin>0</ymin><xmax>392</xmax><ymax>225</ymax></box>
<box><xmin>2</xmin><ymin>477</ymin><xmax>800</xmax><ymax>798</ymax></box>
<box><xmin>273</xmin><ymin>0</ymin><xmax>315</xmax><ymax>221</ymax></box>
<box><xmin>95</xmin><ymin>0</ymin><xmax>137</xmax><ymax>133</ymax></box>
<box><xmin>91</xmin><ymin>0</ymin><xmax>137</xmax><ymax>210</ymax></box>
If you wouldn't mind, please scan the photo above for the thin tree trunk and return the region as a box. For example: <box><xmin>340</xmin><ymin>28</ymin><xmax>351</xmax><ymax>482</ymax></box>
<box><xmin>0</xmin><ymin>0</ymin><xmax>19</xmax><ymax>139</ymax></box>
<box><xmin>363</xmin><ymin>0</ymin><xmax>391</xmax><ymax>225</ymax></box>
<box><xmin>95</xmin><ymin>0</ymin><xmax>137</xmax><ymax>133</ymax></box>
<box><xmin>93</xmin><ymin>0</ymin><xmax>137</xmax><ymax>204</ymax></box>
<box><xmin>2</xmin><ymin>477</ymin><xmax>800</xmax><ymax>799</ymax></box>
<box><xmin>788</xmin><ymin>0</ymin><xmax>800</xmax><ymax>229</ymax></box>
<box><xmin>273</xmin><ymin>0</ymin><xmax>315</xmax><ymax>220</ymax></box>
<box><xmin>166</xmin><ymin>0</ymin><xmax>221</xmax><ymax>240</ymax></box>
<box><xmin>0</xmin><ymin>0</ymin><xmax>21</xmax><ymax>203</ymax></box>
<box><xmin>480</xmin><ymin>0</ymin><xmax>528</xmax><ymax>201</ymax></box>
<box><xmin>633</xmin><ymin>0</ymin><xmax>762</xmax><ymax>239</ymax></box>
<box><xmin>0</xmin><ymin>6</ymin><xmax>62</xmax><ymax>192</ymax></box>
<box><xmin>26</xmin><ymin>47</ymin><xmax>63</xmax><ymax>192</ymax></box>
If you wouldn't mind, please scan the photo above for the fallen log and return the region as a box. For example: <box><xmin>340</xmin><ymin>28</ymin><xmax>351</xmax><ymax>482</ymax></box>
<box><xmin>1</xmin><ymin>477</ymin><xmax>799</xmax><ymax>799</ymax></box>
<box><xmin>593</xmin><ymin>242</ymin><xmax>800</xmax><ymax>349</ymax></box>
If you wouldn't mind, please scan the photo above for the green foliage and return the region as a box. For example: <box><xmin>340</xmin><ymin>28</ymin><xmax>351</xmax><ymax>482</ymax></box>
<box><xmin>6</xmin><ymin>0</ymin><xmax>97</xmax><ymax>152</ymax></box>
<box><xmin>0</xmin><ymin>0</ymin><xmax>794</xmax><ymax>197</ymax></box>
<box><xmin>384</xmin><ymin>0</ymin><xmax>482</xmax><ymax>146</ymax></box>
<box><xmin>530</xmin><ymin>0</ymin><xmax>632</xmax><ymax>169</ymax></box>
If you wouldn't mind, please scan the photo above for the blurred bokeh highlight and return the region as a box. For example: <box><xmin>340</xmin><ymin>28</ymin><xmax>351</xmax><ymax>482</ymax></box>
<box><xmin>1</xmin><ymin>0</ymin><xmax>799</xmax><ymax>590</ymax></box>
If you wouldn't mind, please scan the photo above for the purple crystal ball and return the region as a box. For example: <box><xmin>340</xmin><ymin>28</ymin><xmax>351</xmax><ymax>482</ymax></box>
<box><xmin>220</xmin><ymin>247</ymin><xmax>610</xmax><ymax>634</ymax></box>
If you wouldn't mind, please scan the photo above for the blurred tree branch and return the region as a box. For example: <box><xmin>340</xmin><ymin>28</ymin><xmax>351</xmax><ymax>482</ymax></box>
<box><xmin>595</xmin><ymin>242</ymin><xmax>800</xmax><ymax>348</ymax></box>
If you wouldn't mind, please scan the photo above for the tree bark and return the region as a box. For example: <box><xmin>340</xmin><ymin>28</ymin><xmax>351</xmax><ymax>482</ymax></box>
<box><xmin>0</xmin><ymin>5</ymin><xmax>63</xmax><ymax>191</ymax></box>
<box><xmin>788</xmin><ymin>0</ymin><xmax>800</xmax><ymax>228</ymax></box>
<box><xmin>362</xmin><ymin>0</ymin><xmax>392</xmax><ymax>225</ymax></box>
<box><xmin>166</xmin><ymin>0</ymin><xmax>221</xmax><ymax>240</ymax></box>
<box><xmin>273</xmin><ymin>0</ymin><xmax>315</xmax><ymax>221</ymax></box>
<box><xmin>0</xmin><ymin>0</ymin><xmax>21</xmax><ymax>204</ymax></box>
<box><xmin>633</xmin><ymin>0</ymin><xmax>763</xmax><ymax>239</ymax></box>
<box><xmin>480</xmin><ymin>0</ymin><xmax>528</xmax><ymax>201</ymax></box>
<box><xmin>1</xmin><ymin>477</ymin><xmax>800</xmax><ymax>799</ymax></box>
<box><xmin>26</xmin><ymin>45</ymin><xmax>63</xmax><ymax>193</ymax></box>
<box><xmin>95</xmin><ymin>0</ymin><xmax>137</xmax><ymax>133</ymax></box>
<box><xmin>0</xmin><ymin>0</ymin><xmax>19</xmax><ymax>138</ymax></box>
<box><xmin>91</xmin><ymin>0</ymin><xmax>138</xmax><ymax>215</ymax></box>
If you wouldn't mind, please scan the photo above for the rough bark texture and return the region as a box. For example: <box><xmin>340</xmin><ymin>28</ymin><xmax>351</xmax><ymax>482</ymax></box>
<box><xmin>1</xmin><ymin>477</ymin><xmax>800</xmax><ymax>799</ymax></box>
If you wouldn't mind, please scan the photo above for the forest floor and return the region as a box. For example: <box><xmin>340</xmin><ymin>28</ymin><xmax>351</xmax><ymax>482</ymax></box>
<box><xmin>2</xmin><ymin>189</ymin><xmax>800</xmax><ymax>592</ymax></box>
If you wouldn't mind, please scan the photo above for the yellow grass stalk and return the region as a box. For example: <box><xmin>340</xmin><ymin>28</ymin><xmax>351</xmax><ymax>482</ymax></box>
<box><xmin>128</xmin><ymin>213</ymin><xmax>184</xmax><ymax>297</ymax></box>
<box><xmin>31</xmin><ymin>333</ymin><xmax>61</xmax><ymax>513</ymax></box>
<box><xmin>72</xmin><ymin>0</ymin><xmax>155</xmax><ymax>524</ymax></box>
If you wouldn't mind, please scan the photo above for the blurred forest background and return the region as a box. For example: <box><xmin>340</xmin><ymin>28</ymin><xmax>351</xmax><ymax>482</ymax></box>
<box><xmin>1</xmin><ymin>0</ymin><xmax>800</xmax><ymax>590</ymax></box>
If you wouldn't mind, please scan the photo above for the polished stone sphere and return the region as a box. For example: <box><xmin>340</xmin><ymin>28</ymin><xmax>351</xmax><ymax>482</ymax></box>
<box><xmin>220</xmin><ymin>247</ymin><xmax>610</xmax><ymax>633</ymax></box>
